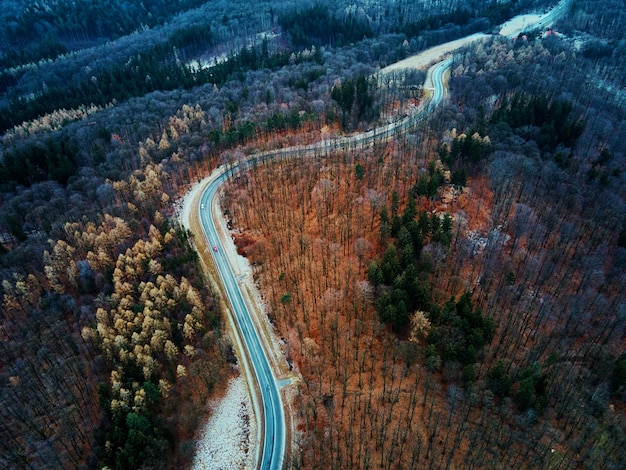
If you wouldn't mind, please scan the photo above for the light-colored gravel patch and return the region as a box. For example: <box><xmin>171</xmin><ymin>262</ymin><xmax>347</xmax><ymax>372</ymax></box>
<box><xmin>499</xmin><ymin>13</ymin><xmax>544</xmax><ymax>37</ymax></box>
<box><xmin>381</xmin><ymin>33</ymin><xmax>489</xmax><ymax>75</ymax></box>
<box><xmin>191</xmin><ymin>375</ymin><xmax>256</xmax><ymax>470</ymax></box>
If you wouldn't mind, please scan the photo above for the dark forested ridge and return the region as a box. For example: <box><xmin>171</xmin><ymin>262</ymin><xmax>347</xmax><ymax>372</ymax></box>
<box><xmin>0</xmin><ymin>0</ymin><xmax>209</xmax><ymax>65</ymax></box>
<box><xmin>1</xmin><ymin>0</ymin><xmax>625</xmax><ymax>468</ymax></box>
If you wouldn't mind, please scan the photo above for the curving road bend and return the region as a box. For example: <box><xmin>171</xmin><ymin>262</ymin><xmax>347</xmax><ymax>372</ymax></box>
<box><xmin>198</xmin><ymin>169</ymin><xmax>285</xmax><ymax>470</ymax></box>
<box><xmin>191</xmin><ymin>3</ymin><xmax>571</xmax><ymax>468</ymax></box>
<box><xmin>194</xmin><ymin>58</ymin><xmax>449</xmax><ymax>470</ymax></box>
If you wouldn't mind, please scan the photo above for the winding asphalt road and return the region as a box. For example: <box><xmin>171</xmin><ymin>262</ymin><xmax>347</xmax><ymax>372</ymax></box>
<box><xmin>193</xmin><ymin>2</ymin><xmax>570</xmax><ymax>468</ymax></box>
<box><xmin>195</xmin><ymin>58</ymin><xmax>450</xmax><ymax>470</ymax></box>
<box><xmin>198</xmin><ymin>171</ymin><xmax>285</xmax><ymax>470</ymax></box>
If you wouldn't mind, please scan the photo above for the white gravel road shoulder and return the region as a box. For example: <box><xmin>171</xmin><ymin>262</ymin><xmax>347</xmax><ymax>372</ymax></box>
<box><xmin>191</xmin><ymin>374</ymin><xmax>256</xmax><ymax>470</ymax></box>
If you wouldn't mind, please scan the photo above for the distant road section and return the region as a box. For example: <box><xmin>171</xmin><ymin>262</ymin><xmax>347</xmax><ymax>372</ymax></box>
<box><xmin>381</xmin><ymin>33</ymin><xmax>488</xmax><ymax>75</ymax></box>
<box><xmin>499</xmin><ymin>0</ymin><xmax>571</xmax><ymax>37</ymax></box>
<box><xmin>383</xmin><ymin>0</ymin><xmax>571</xmax><ymax>75</ymax></box>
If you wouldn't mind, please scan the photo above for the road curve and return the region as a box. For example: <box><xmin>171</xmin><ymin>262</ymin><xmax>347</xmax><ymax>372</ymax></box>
<box><xmin>190</xmin><ymin>2</ymin><xmax>574</xmax><ymax>468</ymax></box>
<box><xmin>499</xmin><ymin>0</ymin><xmax>571</xmax><ymax>38</ymax></box>
<box><xmin>193</xmin><ymin>58</ymin><xmax>450</xmax><ymax>470</ymax></box>
<box><xmin>198</xmin><ymin>169</ymin><xmax>285</xmax><ymax>470</ymax></box>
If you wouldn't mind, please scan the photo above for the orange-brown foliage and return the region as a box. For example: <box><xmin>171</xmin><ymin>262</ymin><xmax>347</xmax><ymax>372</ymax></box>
<box><xmin>222</xmin><ymin>117</ymin><xmax>625</xmax><ymax>467</ymax></box>
<box><xmin>222</xmin><ymin>136</ymin><xmax>489</xmax><ymax>468</ymax></box>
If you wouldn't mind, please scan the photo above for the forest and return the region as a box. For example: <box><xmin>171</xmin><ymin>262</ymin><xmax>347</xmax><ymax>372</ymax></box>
<box><xmin>1</xmin><ymin>0</ymin><xmax>625</xmax><ymax>468</ymax></box>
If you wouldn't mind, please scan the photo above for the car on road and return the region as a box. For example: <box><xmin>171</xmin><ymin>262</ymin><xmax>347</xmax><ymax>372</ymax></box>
<box><xmin>213</xmin><ymin>245</ymin><xmax>218</xmax><ymax>252</ymax></box>
<box><xmin>201</xmin><ymin>204</ymin><xmax>204</xmax><ymax>210</ymax></box>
